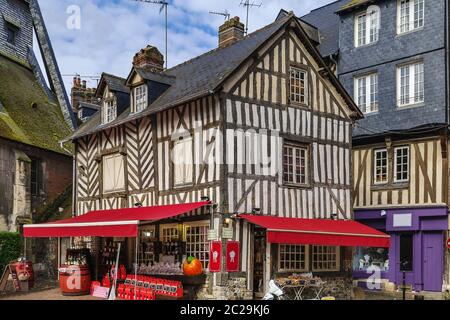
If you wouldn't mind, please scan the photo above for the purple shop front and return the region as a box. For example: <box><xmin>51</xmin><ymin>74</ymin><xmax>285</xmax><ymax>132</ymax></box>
<box><xmin>353</xmin><ymin>206</ymin><xmax>447</xmax><ymax>292</ymax></box>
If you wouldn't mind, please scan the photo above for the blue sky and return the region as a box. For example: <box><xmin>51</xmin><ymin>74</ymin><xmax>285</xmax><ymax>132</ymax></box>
<box><xmin>34</xmin><ymin>0</ymin><xmax>335</xmax><ymax>92</ymax></box>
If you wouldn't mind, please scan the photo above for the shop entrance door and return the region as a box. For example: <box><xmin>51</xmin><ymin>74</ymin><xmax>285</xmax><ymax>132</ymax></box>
<box><xmin>423</xmin><ymin>232</ymin><xmax>443</xmax><ymax>292</ymax></box>
<box><xmin>253</xmin><ymin>228</ymin><xmax>266</xmax><ymax>298</ymax></box>
<box><xmin>395</xmin><ymin>233</ymin><xmax>414</xmax><ymax>287</ymax></box>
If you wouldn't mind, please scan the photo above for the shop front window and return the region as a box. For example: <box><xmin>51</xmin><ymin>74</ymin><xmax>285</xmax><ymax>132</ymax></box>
<box><xmin>353</xmin><ymin>247</ymin><xmax>390</xmax><ymax>272</ymax></box>
<box><xmin>311</xmin><ymin>246</ymin><xmax>340</xmax><ymax>271</ymax></box>
<box><xmin>278</xmin><ymin>244</ymin><xmax>308</xmax><ymax>272</ymax></box>
<box><xmin>400</xmin><ymin>233</ymin><xmax>413</xmax><ymax>271</ymax></box>
<box><xmin>139</xmin><ymin>226</ymin><xmax>156</xmax><ymax>265</ymax></box>
<box><xmin>184</xmin><ymin>222</ymin><xmax>209</xmax><ymax>269</ymax></box>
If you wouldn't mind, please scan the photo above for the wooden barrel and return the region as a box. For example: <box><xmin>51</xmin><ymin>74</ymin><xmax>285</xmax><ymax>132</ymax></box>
<box><xmin>59</xmin><ymin>265</ymin><xmax>91</xmax><ymax>296</ymax></box>
<box><xmin>12</xmin><ymin>261</ymin><xmax>34</xmax><ymax>289</ymax></box>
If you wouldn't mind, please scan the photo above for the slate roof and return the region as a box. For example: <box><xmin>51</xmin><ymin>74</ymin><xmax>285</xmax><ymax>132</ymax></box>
<box><xmin>68</xmin><ymin>15</ymin><xmax>291</xmax><ymax>140</ymax></box>
<box><xmin>300</xmin><ymin>0</ymin><xmax>353</xmax><ymax>57</ymax></box>
<box><xmin>0</xmin><ymin>53</ymin><xmax>72</xmax><ymax>154</ymax></box>
<box><xmin>79</xmin><ymin>101</ymin><xmax>100</xmax><ymax>110</ymax></box>
<box><xmin>131</xmin><ymin>68</ymin><xmax>176</xmax><ymax>86</ymax></box>
<box><xmin>96</xmin><ymin>73</ymin><xmax>129</xmax><ymax>96</ymax></box>
<box><xmin>67</xmin><ymin>13</ymin><xmax>361</xmax><ymax>141</ymax></box>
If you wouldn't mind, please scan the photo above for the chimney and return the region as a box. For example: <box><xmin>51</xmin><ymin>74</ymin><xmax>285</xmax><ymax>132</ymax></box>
<box><xmin>133</xmin><ymin>45</ymin><xmax>165</xmax><ymax>72</ymax></box>
<box><xmin>218</xmin><ymin>16</ymin><xmax>245</xmax><ymax>48</ymax></box>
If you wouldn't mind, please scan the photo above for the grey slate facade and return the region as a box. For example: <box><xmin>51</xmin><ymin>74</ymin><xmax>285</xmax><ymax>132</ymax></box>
<box><xmin>337</xmin><ymin>0</ymin><xmax>448</xmax><ymax>136</ymax></box>
<box><xmin>0</xmin><ymin>0</ymin><xmax>33</xmax><ymax>63</ymax></box>
<box><xmin>302</xmin><ymin>0</ymin><xmax>449</xmax><ymax>137</ymax></box>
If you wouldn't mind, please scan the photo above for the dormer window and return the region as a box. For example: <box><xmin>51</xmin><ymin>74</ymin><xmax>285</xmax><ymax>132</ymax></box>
<box><xmin>134</xmin><ymin>85</ymin><xmax>148</xmax><ymax>112</ymax></box>
<box><xmin>103</xmin><ymin>99</ymin><xmax>116</xmax><ymax>124</ymax></box>
<box><xmin>5</xmin><ymin>22</ymin><xmax>18</xmax><ymax>45</ymax></box>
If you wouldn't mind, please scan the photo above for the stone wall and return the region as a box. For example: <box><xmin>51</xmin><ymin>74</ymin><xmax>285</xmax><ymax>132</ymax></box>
<box><xmin>0</xmin><ymin>137</ymin><xmax>72</xmax><ymax>232</ymax></box>
<box><xmin>195</xmin><ymin>274</ymin><xmax>253</xmax><ymax>300</ymax></box>
<box><xmin>320</xmin><ymin>276</ymin><xmax>353</xmax><ymax>300</ymax></box>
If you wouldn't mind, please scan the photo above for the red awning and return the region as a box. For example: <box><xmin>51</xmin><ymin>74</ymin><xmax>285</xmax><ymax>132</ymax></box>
<box><xmin>23</xmin><ymin>201</ymin><xmax>210</xmax><ymax>238</ymax></box>
<box><xmin>239</xmin><ymin>214</ymin><xmax>390</xmax><ymax>247</ymax></box>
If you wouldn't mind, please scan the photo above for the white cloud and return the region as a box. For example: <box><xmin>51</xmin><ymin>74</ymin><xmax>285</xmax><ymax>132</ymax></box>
<box><xmin>34</xmin><ymin>0</ymin><xmax>335</xmax><ymax>92</ymax></box>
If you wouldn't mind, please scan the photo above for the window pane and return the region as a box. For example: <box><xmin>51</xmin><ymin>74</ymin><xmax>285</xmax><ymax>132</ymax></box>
<box><xmin>279</xmin><ymin>244</ymin><xmax>307</xmax><ymax>271</ymax></box>
<box><xmin>6</xmin><ymin>26</ymin><xmax>16</xmax><ymax>45</ymax></box>
<box><xmin>185</xmin><ymin>225</ymin><xmax>210</xmax><ymax>269</ymax></box>
<box><xmin>135</xmin><ymin>85</ymin><xmax>147</xmax><ymax>112</ymax></box>
<box><xmin>283</xmin><ymin>144</ymin><xmax>308</xmax><ymax>185</ymax></box>
<box><xmin>369</xmin><ymin>10</ymin><xmax>379</xmax><ymax>43</ymax></box>
<box><xmin>312</xmin><ymin>246</ymin><xmax>339</xmax><ymax>271</ymax></box>
<box><xmin>290</xmin><ymin>67</ymin><xmax>307</xmax><ymax>104</ymax></box>
<box><xmin>394</xmin><ymin>147</ymin><xmax>409</xmax><ymax>182</ymax></box>
<box><xmin>374</xmin><ymin>149</ymin><xmax>388</xmax><ymax>183</ymax></box>
<box><xmin>414</xmin><ymin>0</ymin><xmax>424</xmax><ymax>29</ymax></box>
<box><xmin>400</xmin><ymin>0</ymin><xmax>411</xmax><ymax>33</ymax></box>
<box><xmin>357</xmin><ymin>14</ymin><xmax>366</xmax><ymax>46</ymax></box>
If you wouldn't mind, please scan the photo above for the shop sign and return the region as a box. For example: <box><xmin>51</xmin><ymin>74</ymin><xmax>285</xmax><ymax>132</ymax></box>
<box><xmin>222</xmin><ymin>227</ymin><xmax>233</xmax><ymax>239</ymax></box>
<box><xmin>226</xmin><ymin>241</ymin><xmax>240</xmax><ymax>272</ymax></box>
<box><xmin>92</xmin><ymin>285</ymin><xmax>110</xmax><ymax>299</ymax></box>
<box><xmin>447</xmin><ymin>238</ymin><xmax>450</xmax><ymax>250</ymax></box>
<box><xmin>393</xmin><ymin>213</ymin><xmax>412</xmax><ymax>227</ymax></box>
<box><xmin>208</xmin><ymin>229</ymin><xmax>218</xmax><ymax>241</ymax></box>
<box><xmin>209</xmin><ymin>241</ymin><xmax>222</xmax><ymax>272</ymax></box>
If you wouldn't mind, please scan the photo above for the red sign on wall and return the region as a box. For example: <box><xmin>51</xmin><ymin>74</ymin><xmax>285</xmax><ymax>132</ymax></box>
<box><xmin>447</xmin><ymin>238</ymin><xmax>450</xmax><ymax>250</ymax></box>
<box><xmin>226</xmin><ymin>241</ymin><xmax>240</xmax><ymax>272</ymax></box>
<box><xmin>209</xmin><ymin>241</ymin><xmax>222</xmax><ymax>272</ymax></box>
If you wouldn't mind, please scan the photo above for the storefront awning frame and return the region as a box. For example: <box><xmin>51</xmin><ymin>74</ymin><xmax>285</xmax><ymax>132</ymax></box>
<box><xmin>239</xmin><ymin>214</ymin><xmax>390</xmax><ymax>248</ymax></box>
<box><xmin>23</xmin><ymin>201</ymin><xmax>210</xmax><ymax>238</ymax></box>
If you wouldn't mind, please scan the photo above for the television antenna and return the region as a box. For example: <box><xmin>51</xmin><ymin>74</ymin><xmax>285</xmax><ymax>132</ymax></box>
<box><xmin>209</xmin><ymin>9</ymin><xmax>231</xmax><ymax>21</ymax></box>
<box><xmin>239</xmin><ymin>0</ymin><xmax>262</xmax><ymax>35</ymax></box>
<box><xmin>133</xmin><ymin>0</ymin><xmax>169</xmax><ymax>69</ymax></box>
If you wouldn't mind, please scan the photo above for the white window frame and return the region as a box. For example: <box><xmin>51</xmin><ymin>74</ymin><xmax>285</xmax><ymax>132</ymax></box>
<box><xmin>134</xmin><ymin>84</ymin><xmax>148</xmax><ymax>113</ymax></box>
<box><xmin>102</xmin><ymin>153</ymin><xmax>125</xmax><ymax>193</ymax></box>
<box><xmin>396</xmin><ymin>61</ymin><xmax>424</xmax><ymax>107</ymax></box>
<box><xmin>278</xmin><ymin>244</ymin><xmax>309</xmax><ymax>272</ymax></box>
<box><xmin>289</xmin><ymin>66</ymin><xmax>308</xmax><ymax>105</ymax></box>
<box><xmin>173</xmin><ymin>136</ymin><xmax>193</xmax><ymax>187</ymax></box>
<box><xmin>183</xmin><ymin>221</ymin><xmax>210</xmax><ymax>270</ymax></box>
<box><xmin>354</xmin><ymin>9</ymin><xmax>379</xmax><ymax>47</ymax></box>
<box><xmin>394</xmin><ymin>146</ymin><xmax>410</xmax><ymax>183</ymax></box>
<box><xmin>103</xmin><ymin>99</ymin><xmax>116</xmax><ymax>124</ymax></box>
<box><xmin>373</xmin><ymin>148</ymin><xmax>388</xmax><ymax>185</ymax></box>
<box><xmin>283</xmin><ymin>143</ymin><xmax>309</xmax><ymax>186</ymax></box>
<box><xmin>311</xmin><ymin>246</ymin><xmax>340</xmax><ymax>272</ymax></box>
<box><xmin>159</xmin><ymin>224</ymin><xmax>180</xmax><ymax>243</ymax></box>
<box><xmin>397</xmin><ymin>0</ymin><xmax>425</xmax><ymax>35</ymax></box>
<box><xmin>354</xmin><ymin>73</ymin><xmax>378</xmax><ymax>114</ymax></box>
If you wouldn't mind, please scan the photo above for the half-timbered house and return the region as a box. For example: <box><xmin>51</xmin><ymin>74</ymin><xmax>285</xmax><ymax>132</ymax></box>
<box><xmin>63</xmin><ymin>13</ymin><xmax>383</xmax><ymax>299</ymax></box>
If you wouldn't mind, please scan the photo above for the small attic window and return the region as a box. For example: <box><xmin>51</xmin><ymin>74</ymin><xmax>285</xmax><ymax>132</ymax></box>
<box><xmin>134</xmin><ymin>85</ymin><xmax>148</xmax><ymax>113</ymax></box>
<box><xmin>5</xmin><ymin>22</ymin><xmax>18</xmax><ymax>46</ymax></box>
<box><xmin>103</xmin><ymin>99</ymin><xmax>117</xmax><ymax>124</ymax></box>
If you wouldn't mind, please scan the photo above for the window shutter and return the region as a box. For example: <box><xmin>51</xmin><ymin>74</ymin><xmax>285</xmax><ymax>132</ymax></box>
<box><xmin>184</xmin><ymin>138</ymin><xmax>193</xmax><ymax>183</ymax></box>
<box><xmin>173</xmin><ymin>141</ymin><xmax>184</xmax><ymax>185</ymax></box>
